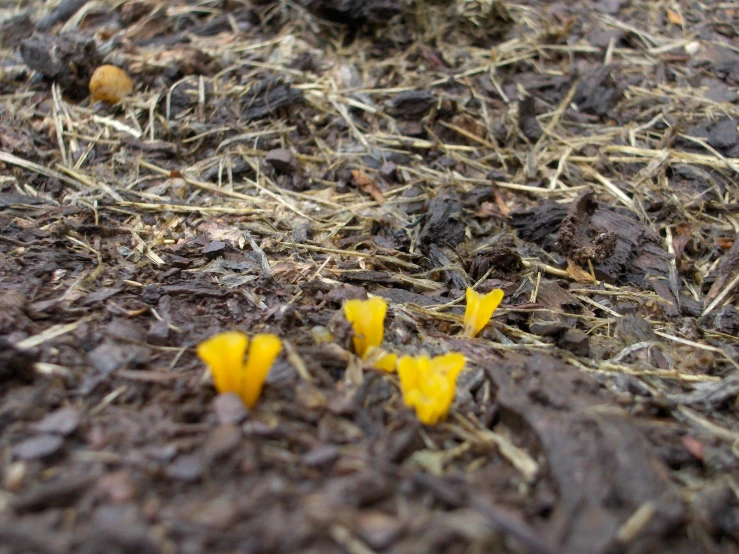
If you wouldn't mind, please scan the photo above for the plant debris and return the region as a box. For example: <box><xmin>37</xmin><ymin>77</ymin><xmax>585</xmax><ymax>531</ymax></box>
<box><xmin>19</xmin><ymin>33</ymin><xmax>101</xmax><ymax>99</ymax></box>
<box><xmin>1</xmin><ymin>0</ymin><xmax>739</xmax><ymax>552</ymax></box>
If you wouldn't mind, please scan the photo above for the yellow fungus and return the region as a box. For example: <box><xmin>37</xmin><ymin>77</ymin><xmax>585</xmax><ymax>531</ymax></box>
<box><xmin>343</xmin><ymin>297</ymin><xmax>387</xmax><ymax>358</ymax></box>
<box><xmin>89</xmin><ymin>65</ymin><xmax>133</xmax><ymax>104</ymax></box>
<box><xmin>463</xmin><ymin>287</ymin><xmax>504</xmax><ymax>338</ymax></box>
<box><xmin>397</xmin><ymin>353</ymin><xmax>465</xmax><ymax>425</ymax></box>
<box><xmin>365</xmin><ymin>346</ymin><xmax>398</xmax><ymax>373</ymax></box>
<box><xmin>196</xmin><ymin>331</ymin><xmax>282</xmax><ymax>409</ymax></box>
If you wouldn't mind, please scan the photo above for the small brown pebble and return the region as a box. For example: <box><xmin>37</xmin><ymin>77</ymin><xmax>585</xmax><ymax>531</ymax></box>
<box><xmin>89</xmin><ymin>65</ymin><xmax>133</xmax><ymax>104</ymax></box>
<box><xmin>379</xmin><ymin>161</ymin><xmax>397</xmax><ymax>181</ymax></box>
<box><xmin>615</xmin><ymin>313</ymin><xmax>657</xmax><ymax>345</ymax></box>
<box><xmin>212</xmin><ymin>392</ymin><xmax>249</xmax><ymax>426</ymax></box>
<box><xmin>616</xmin><ymin>392</ymin><xmax>632</xmax><ymax>405</ymax></box>
<box><xmin>265</xmin><ymin>148</ymin><xmax>296</xmax><ymax>174</ymax></box>
<box><xmin>557</xmin><ymin>329</ymin><xmax>590</xmax><ymax>357</ymax></box>
<box><xmin>147</xmin><ymin>320</ymin><xmax>169</xmax><ymax>346</ymax></box>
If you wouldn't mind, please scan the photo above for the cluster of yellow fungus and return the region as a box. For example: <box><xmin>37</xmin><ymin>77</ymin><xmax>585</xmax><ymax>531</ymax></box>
<box><xmin>196</xmin><ymin>287</ymin><xmax>503</xmax><ymax>425</ymax></box>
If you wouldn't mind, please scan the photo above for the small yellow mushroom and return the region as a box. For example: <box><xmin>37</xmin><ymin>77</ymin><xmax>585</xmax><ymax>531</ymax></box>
<box><xmin>89</xmin><ymin>65</ymin><xmax>133</xmax><ymax>104</ymax></box>
<box><xmin>397</xmin><ymin>353</ymin><xmax>465</xmax><ymax>425</ymax></box>
<box><xmin>364</xmin><ymin>346</ymin><xmax>397</xmax><ymax>373</ymax></box>
<box><xmin>463</xmin><ymin>287</ymin><xmax>504</xmax><ymax>338</ymax></box>
<box><xmin>196</xmin><ymin>332</ymin><xmax>282</xmax><ymax>409</ymax></box>
<box><xmin>343</xmin><ymin>297</ymin><xmax>387</xmax><ymax>359</ymax></box>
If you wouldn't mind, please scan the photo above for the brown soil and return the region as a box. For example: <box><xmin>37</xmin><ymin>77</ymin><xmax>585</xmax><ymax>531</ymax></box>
<box><xmin>1</xmin><ymin>1</ymin><xmax>739</xmax><ymax>553</ymax></box>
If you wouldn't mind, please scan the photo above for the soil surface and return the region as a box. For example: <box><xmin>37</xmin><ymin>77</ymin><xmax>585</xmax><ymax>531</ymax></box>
<box><xmin>1</xmin><ymin>1</ymin><xmax>739</xmax><ymax>553</ymax></box>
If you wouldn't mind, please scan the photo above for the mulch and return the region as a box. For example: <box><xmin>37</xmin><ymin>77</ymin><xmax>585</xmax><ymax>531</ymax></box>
<box><xmin>1</xmin><ymin>0</ymin><xmax>739</xmax><ymax>553</ymax></box>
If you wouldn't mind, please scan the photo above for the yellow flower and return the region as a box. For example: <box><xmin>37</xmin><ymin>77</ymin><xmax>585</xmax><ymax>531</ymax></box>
<box><xmin>397</xmin><ymin>353</ymin><xmax>465</xmax><ymax>425</ymax></box>
<box><xmin>463</xmin><ymin>287</ymin><xmax>504</xmax><ymax>338</ymax></box>
<box><xmin>343</xmin><ymin>297</ymin><xmax>387</xmax><ymax>359</ymax></box>
<box><xmin>196</xmin><ymin>331</ymin><xmax>282</xmax><ymax>409</ymax></box>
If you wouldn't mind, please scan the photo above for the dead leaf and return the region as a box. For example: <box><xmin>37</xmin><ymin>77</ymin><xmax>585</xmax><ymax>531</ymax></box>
<box><xmin>566</xmin><ymin>258</ymin><xmax>594</xmax><ymax>283</ymax></box>
<box><xmin>198</xmin><ymin>221</ymin><xmax>246</xmax><ymax>245</ymax></box>
<box><xmin>717</xmin><ymin>237</ymin><xmax>734</xmax><ymax>250</ymax></box>
<box><xmin>352</xmin><ymin>170</ymin><xmax>386</xmax><ymax>206</ymax></box>
<box><xmin>451</xmin><ymin>113</ymin><xmax>487</xmax><ymax>142</ymax></box>
<box><xmin>493</xmin><ymin>188</ymin><xmax>511</xmax><ymax>217</ymax></box>
<box><xmin>666</xmin><ymin>8</ymin><xmax>683</xmax><ymax>25</ymax></box>
<box><xmin>681</xmin><ymin>435</ymin><xmax>703</xmax><ymax>461</ymax></box>
<box><xmin>672</xmin><ymin>223</ymin><xmax>691</xmax><ymax>266</ymax></box>
<box><xmin>476</xmin><ymin>202</ymin><xmax>498</xmax><ymax>219</ymax></box>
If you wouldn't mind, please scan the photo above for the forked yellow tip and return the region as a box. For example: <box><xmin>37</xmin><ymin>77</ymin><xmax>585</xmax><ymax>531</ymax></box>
<box><xmin>463</xmin><ymin>287</ymin><xmax>504</xmax><ymax>338</ymax></box>
<box><xmin>397</xmin><ymin>353</ymin><xmax>465</xmax><ymax>425</ymax></box>
<box><xmin>196</xmin><ymin>331</ymin><xmax>282</xmax><ymax>409</ymax></box>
